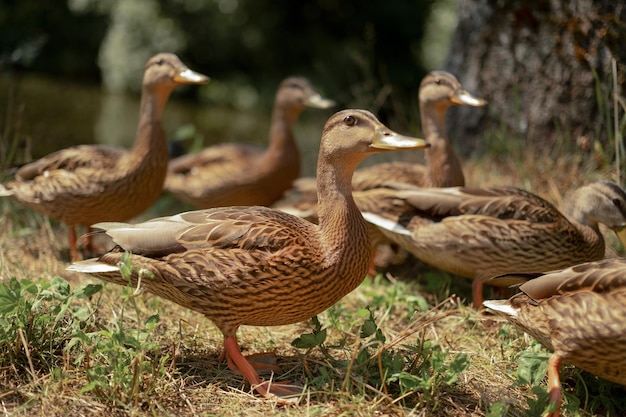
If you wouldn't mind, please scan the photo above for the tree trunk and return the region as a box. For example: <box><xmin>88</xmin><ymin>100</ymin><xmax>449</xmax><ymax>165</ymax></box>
<box><xmin>444</xmin><ymin>0</ymin><xmax>626</xmax><ymax>157</ymax></box>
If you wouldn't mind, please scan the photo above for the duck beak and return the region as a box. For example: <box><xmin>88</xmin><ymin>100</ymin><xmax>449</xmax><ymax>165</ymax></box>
<box><xmin>451</xmin><ymin>89</ymin><xmax>487</xmax><ymax>107</ymax></box>
<box><xmin>614</xmin><ymin>226</ymin><xmax>626</xmax><ymax>247</ymax></box>
<box><xmin>174</xmin><ymin>68</ymin><xmax>210</xmax><ymax>85</ymax></box>
<box><xmin>371</xmin><ymin>126</ymin><xmax>429</xmax><ymax>150</ymax></box>
<box><xmin>304</xmin><ymin>93</ymin><xmax>336</xmax><ymax>109</ymax></box>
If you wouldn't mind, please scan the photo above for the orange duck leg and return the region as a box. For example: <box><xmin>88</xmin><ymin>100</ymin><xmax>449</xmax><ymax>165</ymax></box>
<box><xmin>222</xmin><ymin>337</ymin><xmax>301</xmax><ymax>401</ymax></box>
<box><xmin>546</xmin><ymin>354</ymin><xmax>563</xmax><ymax>417</ymax></box>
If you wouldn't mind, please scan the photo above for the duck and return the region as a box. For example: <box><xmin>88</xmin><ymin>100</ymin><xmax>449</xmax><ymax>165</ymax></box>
<box><xmin>484</xmin><ymin>257</ymin><xmax>626</xmax><ymax>417</ymax></box>
<box><xmin>0</xmin><ymin>53</ymin><xmax>209</xmax><ymax>261</ymax></box>
<box><xmin>66</xmin><ymin>109</ymin><xmax>429</xmax><ymax>401</ymax></box>
<box><xmin>274</xmin><ymin>71</ymin><xmax>484</xmax><ymax>221</ymax></box>
<box><xmin>360</xmin><ymin>181</ymin><xmax>626</xmax><ymax>307</ymax></box>
<box><xmin>352</xmin><ymin>70</ymin><xmax>486</xmax><ymax>191</ymax></box>
<box><xmin>164</xmin><ymin>76</ymin><xmax>335</xmax><ymax>209</ymax></box>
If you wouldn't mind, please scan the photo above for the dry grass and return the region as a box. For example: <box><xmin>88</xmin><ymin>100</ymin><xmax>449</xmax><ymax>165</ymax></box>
<box><xmin>1</xmin><ymin>150</ymin><xmax>625</xmax><ymax>417</ymax></box>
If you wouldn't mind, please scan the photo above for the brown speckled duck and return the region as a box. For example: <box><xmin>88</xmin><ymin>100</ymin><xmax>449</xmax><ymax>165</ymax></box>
<box><xmin>66</xmin><ymin>109</ymin><xmax>428</xmax><ymax>401</ymax></box>
<box><xmin>360</xmin><ymin>181</ymin><xmax>626</xmax><ymax>307</ymax></box>
<box><xmin>0</xmin><ymin>53</ymin><xmax>209</xmax><ymax>260</ymax></box>
<box><xmin>484</xmin><ymin>258</ymin><xmax>626</xmax><ymax>417</ymax></box>
<box><xmin>274</xmin><ymin>71</ymin><xmax>485</xmax><ymax>220</ymax></box>
<box><xmin>164</xmin><ymin>76</ymin><xmax>334</xmax><ymax>208</ymax></box>
<box><xmin>352</xmin><ymin>70</ymin><xmax>485</xmax><ymax>190</ymax></box>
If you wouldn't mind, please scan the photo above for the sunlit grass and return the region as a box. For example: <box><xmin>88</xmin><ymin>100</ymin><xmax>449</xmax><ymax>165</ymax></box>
<box><xmin>2</xmin><ymin>197</ymin><xmax>625</xmax><ymax>416</ymax></box>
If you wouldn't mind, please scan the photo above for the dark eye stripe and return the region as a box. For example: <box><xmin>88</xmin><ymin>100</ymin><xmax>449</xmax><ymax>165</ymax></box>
<box><xmin>600</xmin><ymin>181</ymin><xmax>626</xmax><ymax>217</ymax></box>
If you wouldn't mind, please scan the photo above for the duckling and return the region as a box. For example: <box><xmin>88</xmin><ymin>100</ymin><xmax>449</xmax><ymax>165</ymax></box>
<box><xmin>66</xmin><ymin>109</ymin><xmax>428</xmax><ymax>401</ymax></box>
<box><xmin>164</xmin><ymin>76</ymin><xmax>334</xmax><ymax>208</ymax></box>
<box><xmin>0</xmin><ymin>53</ymin><xmax>209</xmax><ymax>260</ymax></box>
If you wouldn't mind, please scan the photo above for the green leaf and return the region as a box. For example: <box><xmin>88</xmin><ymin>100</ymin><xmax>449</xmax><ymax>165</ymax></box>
<box><xmin>486</xmin><ymin>402</ymin><xmax>509</xmax><ymax>417</ymax></box>
<box><xmin>429</xmin><ymin>345</ymin><xmax>446</xmax><ymax>372</ymax></box>
<box><xmin>73</xmin><ymin>283</ymin><xmax>103</xmax><ymax>299</ymax></box>
<box><xmin>291</xmin><ymin>317</ymin><xmax>327</xmax><ymax>349</ymax></box>
<box><xmin>407</xmin><ymin>294</ymin><xmax>430</xmax><ymax>312</ymax></box>
<box><xmin>359</xmin><ymin>307</ymin><xmax>383</xmax><ymax>340</ymax></box>
<box><xmin>360</xmin><ymin>319</ymin><xmax>378</xmax><ymax>338</ymax></box>
<box><xmin>66</xmin><ymin>331</ymin><xmax>92</xmax><ymax>351</ymax></box>
<box><xmin>145</xmin><ymin>314</ymin><xmax>160</xmax><ymax>329</ymax></box>
<box><xmin>50</xmin><ymin>276</ymin><xmax>71</xmax><ymax>297</ymax></box>
<box><xmin>517</xmin><ymin>349</ymin><xmax>550</xmax><ymax>386</ymax></box>
<box><xmin>0</xmin><ymin>279</ymin><xmax>21</xmax><ymax>315</ymax></box>
<box><xmin>525</xmin><ymin>385</ymin><xmax>551</xmax><ymax>416</ymax></box>
<box><xmin>390</xmin><ymin>352</ymin><xmax>405</xmax><ymax>373</ymax></box>
<box><xmin>448</xmin><ymin>353</ymin><xmax>470</xmax><ymax>378</ymax></box>
<box><xmin>79</xmin><ymin>379</ymin><xmax>103</xmax><ymax>394</ymax></box>
<box><xmin>71</xmin><ymin>305</ymin><xmax>92</xmax><ymax>321</ymax></box>
<box><xmin>291</xmin><ymin>328</ymin><xmax>327</xmax><ymax>349</ymax></box>
<box><xmin>313</xmin><ymin>328</ymin><xmax>327</xmax><ymax>345</ymax></box>
<box><xmin>20</xmin><ymin>279</ymin><xmax>38</xmax><ymax>296</ymax></box>
<box><xmin>388</xmin><ymin>371</ymin><xmax>421</xmax><ymax>390</ymax></box>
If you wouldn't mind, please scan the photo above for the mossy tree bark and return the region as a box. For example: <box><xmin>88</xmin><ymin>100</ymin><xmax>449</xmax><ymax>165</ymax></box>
<box><xmin>444</xmin><ymin>0</ymin><xmax>626</xmax><ymax>157</ymax></box>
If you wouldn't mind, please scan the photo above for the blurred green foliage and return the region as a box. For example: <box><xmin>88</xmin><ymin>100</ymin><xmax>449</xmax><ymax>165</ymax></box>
<box><xmin>0</xmin><ymin>0</ymin><xmax>107</xmax><ymax>79</ymax></box>
<box><xmin>1</xmin><ymin>0</ymin><xmax>439</xmax><ymax>121</ymax></box>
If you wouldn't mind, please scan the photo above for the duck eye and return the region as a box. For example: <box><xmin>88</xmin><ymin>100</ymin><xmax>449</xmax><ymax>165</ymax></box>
<box><xmin>344</xmin><ymin>115</ymin><xmax>356</xmax><ymax>126</ymax></box>
<box><xmin>435</xmin><ymin>78</ymin><xmax>442</xmax><ymax>85</ymax></box>
<box><xmin>613</xmin><ymin>198</ymin><xmax>622</xmax><ymax>207</ymax></box>
<box><xmin>156</xmin><ymin>59</ymin><xmax>164</xmax><ymax>66</ymax></box>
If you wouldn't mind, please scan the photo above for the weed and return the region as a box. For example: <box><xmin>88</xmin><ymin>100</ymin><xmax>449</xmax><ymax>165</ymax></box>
<box><xmin>292</xmin><ymin>290</ymin><xmax>469</xmax><ymax>411</ymax></box>
<box><xmin>67</xmin><ymin>254</ymin><xmax>174</xmax><ymax>408</ymax></box>
<box><xmin>485</xmin><ymin>401</ymin><xmax>509</xmax><ymax>417</ymax></box>
<box><xmin>0</xmin><ymin>254</ymin><xmax>176</xmax><ymax>411</ymax></box>
<box><xmin>513</xmin><ymin>344</ymin><xmax>559</xmax><ymax>417</ymax></box>
<box><xmin>291</xmin><ymin>316</ymin><xmax>327</xmax><ymax>350</ymax></box>
<box><xmin>0</xmin><ymin>275</ymin><xmax>102</xmax><ymax>382</ymax></box>
<box><xmin>68</xmin><ymin>310</ymin><xmax>171</xmax><ymax>407</ymax></box>
<box><xmin>573</xmin><ymin>372</ymin><xmax>626</xmax><ymax>415</ymax></box>
<box><xmin>514</xmin><ymin>342</ymin><xmax>550</xmax><ymax>388</ymax></box>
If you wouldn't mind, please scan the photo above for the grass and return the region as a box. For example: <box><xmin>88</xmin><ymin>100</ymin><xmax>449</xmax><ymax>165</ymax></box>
<box><xmin>2</xmin><ymin>146</ymin><xmax>626</xmax><ymax>417</ymax></box>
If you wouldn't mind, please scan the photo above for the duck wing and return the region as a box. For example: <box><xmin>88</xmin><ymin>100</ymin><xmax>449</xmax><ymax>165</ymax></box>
<box><xmin>15</xmin><ymin>145</ymin><xmax>123</xmax><ymax>181</ymax></box>
<box><xmin>93</xmin><ymin>206</ymin><xmax>316</xmax><ymax>257</ymax></box>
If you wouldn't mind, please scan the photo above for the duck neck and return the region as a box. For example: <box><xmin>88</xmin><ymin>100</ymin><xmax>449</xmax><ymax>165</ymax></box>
<box><xmin>264</xmin><ymin>104</ymin><xmax>302</xmax><ymax>167</ymax></box>
<box><xmin>563</xmin><ymin>188</ymin><xmax>606</xmax><ymax>258</ymax></box>
<box><xmin>421</xmin><ymin>102</ymin><xmax>464</xmax><ymax>187</ymax></box>
<box><xmin>316</xmin><ymin>156</ymin><xmax>371</xmax><ymax>278</ymax></box>
<box><xmin>564</xmin><ymin>189</ymin><xmax>602</xmax><ymax>235</ymax></box>
<box><xmin>130</xmin><ymin>84</ymin><xmax>172</xmax><ymax>163</ymax></box>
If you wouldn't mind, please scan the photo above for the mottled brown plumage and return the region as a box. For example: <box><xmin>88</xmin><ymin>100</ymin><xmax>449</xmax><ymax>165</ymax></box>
<box><xmin>66</xmin><ymin>109</ymin><xmax>428</xmax><ymax>401</ymax></box>
<box><xmin>0</xmin><ymin>53</ymin><xmax>209</xmax><ymax>260</ymax></box>
<box><xmin>164</xmin><ymin>76</ymin><xmax>334</xmax><ymax>208</ymax></box>
<box><xmin>360</xmin><ymin>181</ymin><xmax>626</xmax><ymax>307</ymax></box>
<box><xmin>484</xmin><ymin>258</ymin><xmax>626</xmax><ymax>417</ymax></box>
